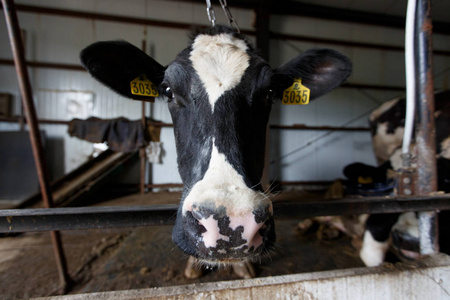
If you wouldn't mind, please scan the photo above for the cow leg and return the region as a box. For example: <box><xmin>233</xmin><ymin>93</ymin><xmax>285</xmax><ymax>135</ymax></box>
<box><xmin>360</xmin><ymin>213</ymin><xmax>400</xmax><ymax>266</ymax></box>
<box><xmin>184</xmin><ymin>256</ymin><xmax>203</xmax><ymax>279</ymax></box>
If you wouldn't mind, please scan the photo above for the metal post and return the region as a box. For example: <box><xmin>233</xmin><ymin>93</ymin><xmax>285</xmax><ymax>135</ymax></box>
<box><xmin>140</xmin><ymin>100</ymin><xmax>146</xmax><ymax>194</ymax></box>
<box><xmin>1</xmin><ymin>0</ymin><xmax>69</xmax><ymax>292</ymax></box>
<box><xmin>140</xmin><ymin>40</ymin><xmax>147</xmax><ymax>194</ymax></box>
<box><xmin>414</xmin><ymin>0</ymin><xmax>439</xmax><ymax>255</ymax></box>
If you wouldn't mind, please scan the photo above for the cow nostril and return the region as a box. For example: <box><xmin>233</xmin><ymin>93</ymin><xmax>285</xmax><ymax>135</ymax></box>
<box><xmin>253</xmin><ymin>206</ymin><xmax>272</xmax><ymax>224</ymax></box>
<box><xmin>191</xmin><ymin>209</ymin><xmax>203</xmax><ymax>221</ymax></box>
<box><xmin>187</xmin><ymin>210</ymin><xmax>207</xmax><ymax>234</ymax></box>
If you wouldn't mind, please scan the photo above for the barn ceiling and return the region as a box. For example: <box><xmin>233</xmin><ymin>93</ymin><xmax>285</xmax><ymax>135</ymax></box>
<box><xmin>174</xmin><ymin>0</ymin><xmax>450</xmax><ymax>34</ymax></box>
<box><xmin>295</xmin><ymin>0</ymin><xmax>450</xmax><ymax>23</ymax></box>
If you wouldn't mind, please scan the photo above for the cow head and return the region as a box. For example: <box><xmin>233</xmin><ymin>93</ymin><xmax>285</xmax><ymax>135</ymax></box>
<box><xmin>80</xmin><ymin>26</ymin><xmax>351</xmax><ymax>265</ymax></box>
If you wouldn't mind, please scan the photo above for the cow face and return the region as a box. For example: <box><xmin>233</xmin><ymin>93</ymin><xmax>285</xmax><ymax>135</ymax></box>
<box><xmin>369</xmin><ymin>90</ymin><xmax>450</xmax><ymax>191</ymax></box>
<box><xmin>80</xmin><ymin>26</ymin><xmax>352</xmax><ymax>265</ymax></box>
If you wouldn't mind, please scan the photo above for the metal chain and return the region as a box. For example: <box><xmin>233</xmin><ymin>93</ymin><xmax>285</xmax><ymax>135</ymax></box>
<box><xmin>206</xmin><ymin>0</ymin><xmax>216</xmax><ymax>27</ymax></box>
<box><xmin>219</xmin><ymin>0</ymin><xmax>240</xmax><ymax>33</ymax></box>
<box><xmin>205</xmin><ymin>0</ymin><xmax>240</xmax><ymax>33</ymax></box>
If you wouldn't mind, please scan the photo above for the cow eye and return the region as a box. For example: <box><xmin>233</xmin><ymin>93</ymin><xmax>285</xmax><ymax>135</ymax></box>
<box><xmin>266</xmin><ymin>89</ymin><xmax>276</xmax><ymax>102</ymax></box>
<box><xmin>163</xmin><ymin>87</ymin><xmax>173</xmax><ymax>99</ymax></box>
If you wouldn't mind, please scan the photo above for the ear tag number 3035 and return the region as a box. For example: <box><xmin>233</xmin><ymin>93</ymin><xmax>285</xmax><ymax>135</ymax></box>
<box><xmin>130</xmin><ymin>74</ymin><xmax>159</xmax><ymax>97</ymax></box>
<box><xmin>282</xmin><ymin>78</ymin><xmax>310</xmax><ymax>105</ymax></box>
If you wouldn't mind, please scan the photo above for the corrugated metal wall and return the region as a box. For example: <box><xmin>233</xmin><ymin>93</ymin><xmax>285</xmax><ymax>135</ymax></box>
<box><xmin>0</xmin><ymin>0</ymin><xmax>449</xmax><ymax>185</ymax></box>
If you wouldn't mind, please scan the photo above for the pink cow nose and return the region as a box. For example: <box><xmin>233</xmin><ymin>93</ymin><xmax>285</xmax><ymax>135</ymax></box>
<box><xmin>190</xmin><ymin>205</ymin><xmax>271</xmax><ymax>256</ymax></box>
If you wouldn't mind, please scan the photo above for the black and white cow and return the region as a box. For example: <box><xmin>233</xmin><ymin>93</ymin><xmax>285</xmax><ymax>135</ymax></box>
<box><xmin>80</xmin><ymin>26</ymin><xmax>351</xmax><ymax>267</ymax></box>
<box><xmin>359</xmin><ymin>90</ymin><xmax>450</xmax><ymax>266</ymax></box>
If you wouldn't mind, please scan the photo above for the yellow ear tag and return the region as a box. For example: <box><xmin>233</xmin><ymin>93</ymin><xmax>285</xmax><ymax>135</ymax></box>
<box><xmin>282</xmin><ymin>78</ymin><xmax>310</xmax><ymax>105</ymax></box>
<box><xmin>130</xmin><ymin>74</ymin><xmax>159</xmax><ymax>97</ymax></box>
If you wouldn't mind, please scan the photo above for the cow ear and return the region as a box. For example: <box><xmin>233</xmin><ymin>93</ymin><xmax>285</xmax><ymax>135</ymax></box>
<box><xmin>80</xmin><ymin>40</ymin><xmax>165</xmax><ymax>101</ymax></box>
<box><xmin>272</xmin><ymin>48</ymin><xmax>351</xmax><ymax>100</ymax></box>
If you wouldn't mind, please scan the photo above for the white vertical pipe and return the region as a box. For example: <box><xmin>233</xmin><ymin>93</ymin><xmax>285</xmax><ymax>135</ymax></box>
<box><xmin>403</xmin><ymin>0</ymin><xmax>417</xmax><ymax>161</ymax></box>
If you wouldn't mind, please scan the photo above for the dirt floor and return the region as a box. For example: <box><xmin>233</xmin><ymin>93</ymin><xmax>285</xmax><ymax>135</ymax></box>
<box><xmin>0</xmin><ymin>190</ymin><xmax>366</xmax><ymax>299</ymax></box>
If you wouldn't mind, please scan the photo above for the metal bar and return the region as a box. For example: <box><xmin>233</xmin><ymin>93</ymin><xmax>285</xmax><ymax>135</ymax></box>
<box><xmin>341</xmin><ymin>83</ymin><xmax>405</xmax><ymax>91</ymax></box>
<box><xmin>1</xmin><ymin>0</ymin><xmax>69</xmax><ymax>291</ymax></box>
<box><xmin>169</xmin><ymin>0</ymin><xmax>450</xmax><ymax>34</ymax></box>
<box><xmin>414</xmin><ymin>0</ymin><xmax>439</xmax><ymax>255</ymax></box>
<box><xmin>270</xmin><ymin>125</ymin><xmax>369</xmax><ymax>131</ymax></box>
<box><xmin>268</xmin><ymin>1</ymin><xmax>450</xmax><ymax>35</ymax></box>
<box><xmin>5</xmin><ymin>3</ymin><xmax>198</xmax><ymax>30</ymax></box>
<box><xmin>0</xmin><ymin>205</ymin><xmax>178</xmax><ymax>232</ymax></box>
<box><xmin>0</xmin><ymin>116</ymin><xmax>70</xmax><ymax>124</ymax></box>
<box><xmin>271</xmin><ymin>32</ymin><xmax>450</xmax><ymax>57</ymax></box>
<box><xmin>275</xmin><ymin>194</ymin><xmax>450</xmax><ymax>219</ymax></box>
<box><xmin>181</xmin><ymin>0</ymin><xmax>450</xmax><ymax>35</ymax></box>
<box><xmin>0</xmin><ymin>117</ymin><xmax>372</xmax><ymax>132</ymax></box>
<box><xmin>140</xmin><ymin>123</ymin><xmax>146</xmax><ymax>194</ymax></box>
<box><xmin>140</xmin><ymin>40</ymin><xmax>147</xmax><ymax>195</ymax></box>
<box><xmin>275</xmin><ymin>180</ymin><xmax>333</xmax><ymax>186</ymax></box>
<box><xmin>2</xmin><ymin>194</ymin><xmax>450</xmax><ymax>233</ymax></box>
<box><xmin>0</xmin><ymin>58</ymin><xmax>85</xmax><ymax>70</ymax></box>
<box><xmin>2</xmin><ymin>4</ymin><xmax>450</xmax><ymax>56</ymax></box>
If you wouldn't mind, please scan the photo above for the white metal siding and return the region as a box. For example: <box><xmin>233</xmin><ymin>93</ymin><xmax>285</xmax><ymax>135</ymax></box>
<box><xmin>0</xmin><ymin>0</ymin><xmax>449</xmax><ymax>184</ymax></box>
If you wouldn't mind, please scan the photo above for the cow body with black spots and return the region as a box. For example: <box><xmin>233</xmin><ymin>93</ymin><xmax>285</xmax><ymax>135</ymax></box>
<box><xmin>80</xmin><ymin>26</ymin><xmax>351</xmax><ymax>272</ymax></box>
<box><xmin>360</xmin><ymin>90</ymin><xmax>450</xmax><ymax>266</ymax></box>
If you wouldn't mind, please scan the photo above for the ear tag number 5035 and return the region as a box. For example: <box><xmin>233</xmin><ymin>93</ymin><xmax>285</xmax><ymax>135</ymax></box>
<box><xmin>282</xmin><ymin>78</ymin><xmax>310</xmax><ymax>105</ymax></box>
<box><xmin>130</xmin><ymin>74</ymin><xmax>159</xmax><ymax>97</ymax></box>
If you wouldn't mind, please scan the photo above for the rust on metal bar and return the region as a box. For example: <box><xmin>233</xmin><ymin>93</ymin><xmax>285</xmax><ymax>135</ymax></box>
<box><xmin>270</xmin><ymin>32</ymin><xmax>450</xmax><ymax>57</ymax></box>
<box><xmin>270</xmin><ymin>124</ymin><xmax>369</xmax><ymax>131</ymax></box>
<box><xmin>140</xmin><ymin>40</ymin><xmax>147</xmax><ymax>195</ymax></box>
<box><xmin>414</xmin><ymin>0</ymin><xmax>439</xmax><ymax>255</ymax></box>
<box><xmin>2</xmin><ymin>194</ymin><xmax>450</xmax><ymax>233</ymax></box>
<box><xmin>1</xmin><ymin>0</ymin><xmax>69</xmax><ymax>291</ymax></box>
<box><xmin>0</xmin><ymin>58</ymin><xmax>85</xmax><ymax>70</ymax></box>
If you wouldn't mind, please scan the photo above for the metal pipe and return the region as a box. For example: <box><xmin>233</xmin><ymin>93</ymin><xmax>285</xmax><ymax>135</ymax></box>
<box><xmin>140</xmin><ymin>40</ymin><xmax>147</xmax><ymax>195</ymax></box>
<box><xmin>2</xmin><ymin>194</ymin><xmax>450</xmax><ymax>233</ymax></box>
<box><xmin>403</xmin><ymin>0</ymin><xmax>417</xmax><ymax>159</ymax></box>
<box><xmin>0</xmin><ymin>58</ymin><xmax>85</xmax><ymax>70</ymax></box>
<box><xmin>1</xmin><ymin>0</ymin><xmax>69</xmax><ymax>292</ymax></box>
<box><xmin>2</xmin><ymin>4</ymin><xmax>450</xmax><ymax>56</ymax></box>
<box><xmin>270</xmin><ymin>124</ymin><xmax>369</xmax><ymax>131</ymax></box>
<box><xmin>270</xmin><ymin>32</ymin><xmax>450</xmax><ymax>57</ymax></box>
<box><xmin>6</xmin><ymin>1</ymin><xmax>450</xmax><ymax>35</ymax></box>
<box><xmin>0</xmin><ymin>117</ymin><xmax>372</xmax><ymax>132</ymax></box>
<box><xmin>414</xmin><ymin>0</ymin><xmax>439</xmax><ymax>255</ymax></box>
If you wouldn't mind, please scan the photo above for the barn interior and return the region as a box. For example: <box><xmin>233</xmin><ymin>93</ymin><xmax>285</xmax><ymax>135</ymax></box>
<box><xmin>0</xmin><ymin>0</ymin><xmax>450</xmax><ymax>299</ymax></box>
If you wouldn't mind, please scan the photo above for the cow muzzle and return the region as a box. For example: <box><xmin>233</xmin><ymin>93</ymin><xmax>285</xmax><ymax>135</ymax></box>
<box><xmin>174</xmin><ymin>190</ymin><xmax>275</xmax><ymax>264</ymax></box>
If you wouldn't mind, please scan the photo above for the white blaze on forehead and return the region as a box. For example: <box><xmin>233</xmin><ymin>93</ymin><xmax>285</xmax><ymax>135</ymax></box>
<box><xmin>190</xmin><ymin>33</ymin><xmax>250</xmax><ymax>112</ymax></box>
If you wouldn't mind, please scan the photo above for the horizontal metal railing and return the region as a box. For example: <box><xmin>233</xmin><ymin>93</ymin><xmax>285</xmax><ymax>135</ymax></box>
<box><xmin>2</xmin><ymin>194</ymin><xmax>449</xmax><ymax>233</ymax></box>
